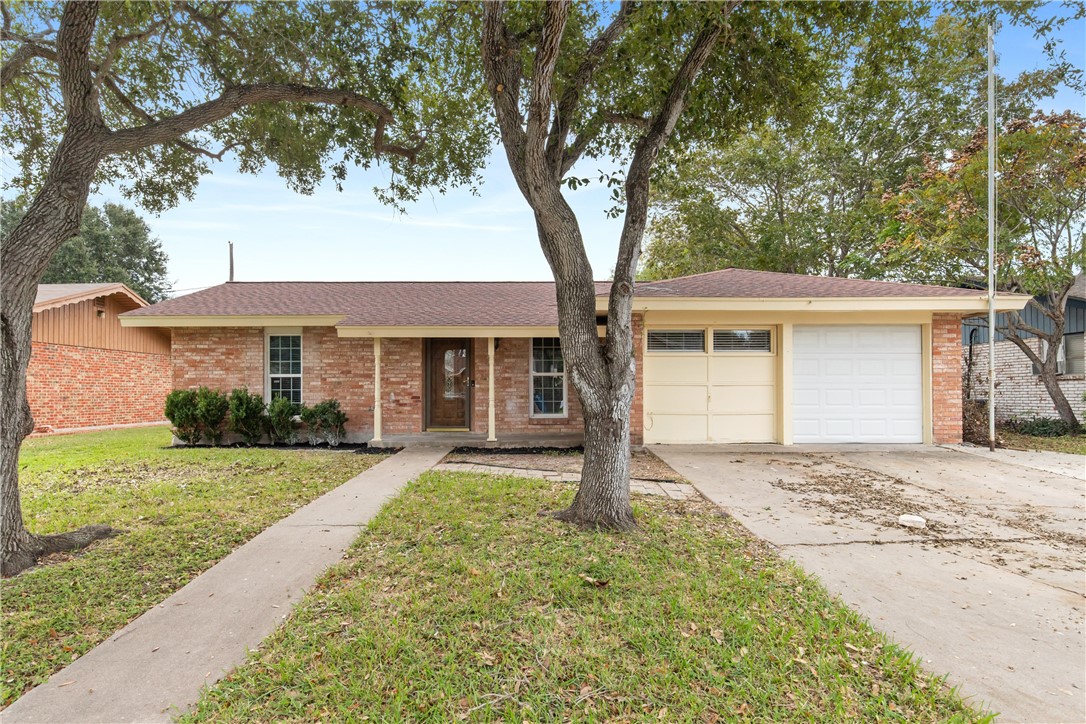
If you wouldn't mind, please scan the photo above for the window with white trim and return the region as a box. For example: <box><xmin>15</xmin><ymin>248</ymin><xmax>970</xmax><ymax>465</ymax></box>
<box><xmin>713</xmin><ymin>328</ymin><xmax>772</xmax><ymax>353</ymax></box>
<box><xmin>647</xmin><ymin>330</ymin><xmax>706</xmax><ymax>352</ymax></box>
<box><xmin>268</xmin><ymin>334</ymin><xmax>302</xmax><ymax>404</ymax></box>
<box><xmin>531</xmin><ymin>338</ymin><xmax>566</xmax><ymax>417</ymax></box>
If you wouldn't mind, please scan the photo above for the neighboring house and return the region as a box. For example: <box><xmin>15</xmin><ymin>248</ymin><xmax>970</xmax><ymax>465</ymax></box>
<box><xmin>29</xmin><ymin>283</ymin><xmax>172</xmax><ymax>433</ymax></box>
<box><xmin>119</xmin><ymin>269</ymin><xmax>1029</xmax><ymax>447</ymax></box>
<box><xmin>962</xmin><ymin>274</ymin><xmax>1086</xmax><ymax>421</ymax></box>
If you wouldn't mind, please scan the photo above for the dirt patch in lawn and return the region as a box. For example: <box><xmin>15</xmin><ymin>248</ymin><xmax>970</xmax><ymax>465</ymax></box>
<box><xmin>443</xmin><ymin>447</ymin><xmax>685</xmax><ymax>482</ymax></box>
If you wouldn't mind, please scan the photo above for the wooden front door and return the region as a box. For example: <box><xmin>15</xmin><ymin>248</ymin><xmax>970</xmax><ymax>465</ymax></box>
<box><xmin>426</xmin><ymin>339</ymin><xmax>471</xmax><ymax>429</ymax></box>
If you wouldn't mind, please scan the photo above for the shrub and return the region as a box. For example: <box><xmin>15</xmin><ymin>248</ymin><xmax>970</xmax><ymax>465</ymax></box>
<box><xmin>195</xmin><ymin>387</ymin><xmax>230</xmax><ymax>445</ymax></box>
<box><xmin>266</xmin><ymin>396</ymin><xmax>299</xmax><ymax>445</ymax></box>
<box><xmin>299</xmin><ymin>404</ymin><xmax>323</xmax><ymax>446</ymax></box>
<box><xmin>1004</xmin><ymin>416</ymin><xmax>1084</xmax><ymax>438</ymax></box>
<box><xmin>228</xmin><ymin>389</ymin><xmax>266</xmax><ymax>446</ymax></box>
<box><xmin>164</xmin><ymin>389</ymin><xmax>201</xmax><ymax>445</ymax></box>
<box><xmin>314</xmin><ymin>399</ymin><xmax>348</xmax><ymax>447</ymax></box>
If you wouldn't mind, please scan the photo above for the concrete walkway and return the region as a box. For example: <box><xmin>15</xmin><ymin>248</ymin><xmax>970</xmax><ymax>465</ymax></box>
<box><xmin>433</xmin><ymin>461</ymin><xmax>700</xmax><ymax>500</ymax></box>
<box><xmin>3</xmin><ymin>446</ymin><xmax>450</xmax><ymax>724</ymax></box>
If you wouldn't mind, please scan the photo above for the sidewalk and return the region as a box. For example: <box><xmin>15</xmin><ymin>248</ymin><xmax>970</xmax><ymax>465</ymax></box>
<box><xmin>3</xmin><ymin>445</ymin><xmax>450</xmax><ymax>724</ymax></box>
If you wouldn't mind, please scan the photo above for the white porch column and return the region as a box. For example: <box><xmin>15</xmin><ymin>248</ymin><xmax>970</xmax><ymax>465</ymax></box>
<box><xmin>373</xmin><ymin>337</ymin><xmax>382</xmax><ymax>443</ymax></box>
<box><xmin>487</xmin><ymin>337</ymin><xmax>497</xmax><ymax>442</ymax></box>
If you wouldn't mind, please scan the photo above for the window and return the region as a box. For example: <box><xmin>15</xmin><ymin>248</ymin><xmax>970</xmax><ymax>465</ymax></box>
<box><xmin>531</xmin><ymin>338</ymin><xmax>566</xmax><ymax>417</ymax></box>
<box><xmin>1068</xmin><ymin>333</ymin><xmax>1085</xmax><ymax>375</ymax></box>
<box><xmin>1034</xmin><ymin>334</ymin><xmax>1085</xmax><ymax>376</ymax></box>
<box><xmin>647</xmin><ymin>330</ymin><xmax>705</xmax><ymax>352</ymax></box>
<box><xmin>713</xmin><ymin>329</ymin><xmax>772</xmax><ymax>353</ymax></box>
<box><xmin>268</xmin><ymin>334</ymin><xmax>302</xmax><ymax>404</ymax></box>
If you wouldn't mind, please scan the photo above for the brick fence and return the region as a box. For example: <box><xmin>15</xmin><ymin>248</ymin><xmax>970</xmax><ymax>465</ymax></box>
<box><xmin>27</xmin><ymin>341</ymin><xmax>171</xmax><ymax>432</ymax></box>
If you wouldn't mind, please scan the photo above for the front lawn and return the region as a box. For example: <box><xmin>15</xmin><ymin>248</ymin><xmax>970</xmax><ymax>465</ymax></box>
<box><xmin>2</xmin><ymin>426</ymin><xmax>384</xmax><ymax>707</ymax></box>
<box><xmin>185</xmin><ymin>471</ymin><xmax>985</xmax><ymax>722</ymax></box>
<box><xmin>999</xmin><ymin>429</ymin><xmax>1086</xmax><ymax>456</ymax></box>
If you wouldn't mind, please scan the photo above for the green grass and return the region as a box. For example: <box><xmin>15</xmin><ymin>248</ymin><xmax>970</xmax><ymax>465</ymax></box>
<box><xmin>999</xmin><ymin>429</ymin><xmax>1086</xmax><ymax>456</ymax></box>
<box><xmin>2</xmin><ymin>426</ymin><xmax>384</xmax><ymax>707</ymax></box>
<box><xmin>185</xmin><ymin>471</ymin><xmax>988</xmax><ymax>723</ymax></box>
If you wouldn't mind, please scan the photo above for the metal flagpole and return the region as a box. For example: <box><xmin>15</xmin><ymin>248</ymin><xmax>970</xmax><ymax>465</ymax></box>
<box><xmin>987</xmin><ymin>22</ymin><xmax>997</xmax><ymax>452</ymax></box>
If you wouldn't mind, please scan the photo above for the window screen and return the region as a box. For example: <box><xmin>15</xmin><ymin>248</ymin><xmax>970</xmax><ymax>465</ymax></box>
<box><xmin>713</xmin><ymin>329</ymin><xmax>771</xmax><ymax>352</ymax></box>
<box><xmin>1066</xmin><ymin>333</ymin><xmax>1085</xmax><ymax>375</ymax></box>
<box><xmin>647</xmin><ymin>330</ymin><xmax>705</xmax><ymax>352</ymax></box>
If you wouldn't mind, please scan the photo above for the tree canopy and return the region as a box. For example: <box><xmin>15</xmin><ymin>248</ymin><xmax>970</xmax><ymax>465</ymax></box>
<box><xmin>2</xmin><ymin>198</ymin><xmax>171</xmax><ymax>302</ymax></box>
<box><xmin>640</xmin><ymin>5</ymin><xmax>1083</xmax><ymax>282</ymax></box>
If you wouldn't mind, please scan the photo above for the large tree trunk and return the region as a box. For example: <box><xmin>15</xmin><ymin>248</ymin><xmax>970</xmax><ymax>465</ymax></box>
<box><xmin>1003</xmin><ymin>300</ymin><xmax>1080</xmax><ymax>429</ymax></box>
<box><xmin>1</xmin><ymin>1</ymin><xmax>118</xmax><ymax>576</ymax></box>
<box><xmin>1036</xmin><ymin>364</ymin><xmax>1080</xmax><ymax>427</ymax></box>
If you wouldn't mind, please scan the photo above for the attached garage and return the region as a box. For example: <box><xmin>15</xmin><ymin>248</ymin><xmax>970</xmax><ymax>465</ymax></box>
<box><xmin>792</xmin><ymin>325</ymin><xmax>923</xmax><ymax>443</ymax></box>
<box><xmin>644</xmin><ymin>328</ymin><xmax>777</xmax><ymax>443</ymax></box>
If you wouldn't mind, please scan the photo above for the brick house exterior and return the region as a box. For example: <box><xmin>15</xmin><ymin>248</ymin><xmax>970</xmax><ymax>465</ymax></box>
<box><xmin>961</xmin><ymin>275</ymin><xmax>1086</xmax><ymax>422</ymax></box>
<box><xmin>122</xmin><ymin>270</ymin><xmax>1031</xmax><ymax>447</ymax></box>
<box><xmin>29</xmin><ymin>283</ymin><xmax>171</xmax><ymax>432</ymax></box>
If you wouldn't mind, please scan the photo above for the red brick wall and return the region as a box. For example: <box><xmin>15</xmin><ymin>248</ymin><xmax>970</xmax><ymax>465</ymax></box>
<box><xmin>380</xmin><ymin>338</ymin><xmax>424</xmax><ymax>434</ymax></box>
<box><xmin>304</xmin><ymin>328</ymin><xmax>375</xmax><ymax>438</ymax></box>
<box><xmin>932</xmin><ymin>313</ymin><xmax>964</xmax><ymax>444</ymax></box>
<box><xmin>169</xmin><ymin>321</ymin><xmax>647</xmax><ymax>445</ymax></box>
<box><xmin>27</xmin><ymin>341</ymin><xmax>171</xmax><ymax>431</ymax></box>
<box><xmin>172</xmin><ymin>327</ymin><xmax>264</xmax><ymax>392</ymax></box>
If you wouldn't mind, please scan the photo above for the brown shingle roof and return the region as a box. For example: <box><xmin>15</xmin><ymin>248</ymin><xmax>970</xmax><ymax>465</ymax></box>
<box><xmin>122</xmin><ymin>269</ymin><xmax>983</xmax><ymax>326</ymax></box>
<box><xmin>123</xmin><ymin>281</ymin><xmax>565</xmax><ymax>326</ymax></box>
<box><xmin>634</xmin><ymin>269</ymin><xmax>981</xmax><ymax>298</ymax></box>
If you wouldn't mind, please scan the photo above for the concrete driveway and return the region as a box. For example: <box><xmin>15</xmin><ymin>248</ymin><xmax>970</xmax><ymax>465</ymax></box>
<box><xmin>653</xmin><ymin>444</ymin><xmax>1085</xmax><ymax>724</ymax></box>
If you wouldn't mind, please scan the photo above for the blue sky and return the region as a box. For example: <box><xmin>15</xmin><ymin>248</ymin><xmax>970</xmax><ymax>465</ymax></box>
<box><xmin>83</xmin><ymin>5</ymin><xmax>1084</xmax><ymax>295</ymax></box>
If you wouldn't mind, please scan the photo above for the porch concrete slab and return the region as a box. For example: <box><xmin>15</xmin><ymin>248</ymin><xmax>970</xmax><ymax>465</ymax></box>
<box><xmin>3</xmin><ymin>445</ymin><xmax>450</xmax><ymax>724</ymax></box>
<box><xmin>653</xmin><ymin>445</ymin><xmax>1085</xmax><ymax>724</ymax></box>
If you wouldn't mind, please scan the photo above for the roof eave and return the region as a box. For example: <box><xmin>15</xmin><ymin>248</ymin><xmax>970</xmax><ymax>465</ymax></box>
<box><xmin>34</xmin><ymin>283</ymin><xmax>148</xmax><ymax>313</ymax></box>
<box><xmin>625</xmin><ymin>295</ymin><xmax>1033</xmax><ymax>313</ymax></box>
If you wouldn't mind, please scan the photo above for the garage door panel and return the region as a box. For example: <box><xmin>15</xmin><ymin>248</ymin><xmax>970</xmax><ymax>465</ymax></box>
<box><xmin>646</xmin><ymin>414</ymin><xmax>709</xmax><ymax>443</ymax></box>
<box><xmin>709</xmin><ymin>384</ymin><xmax>774</xmax><ymax>414</ymax></box>
<box><xmin>645</xmin><ymin>384</ymin><xmax>708</xmax><ymax>414</ymax></box>
<box><xmin>793</xmin><ymin>325</ymin><xmax>922</xmax><ymax>444</ymax></box>
<box><xmin>710</xmin><ymin>414</ymin><xmax>775</xmax><ymax>443</ymax></box>
<box><xmin>644</xmin><ymin>356</ymin><xmax>707</xmax><ymax>384</ymax></box>
<box><xmin>708</xmin><ymin>356</ymin><xmax>775</xmax><ymax>385</ymax></box>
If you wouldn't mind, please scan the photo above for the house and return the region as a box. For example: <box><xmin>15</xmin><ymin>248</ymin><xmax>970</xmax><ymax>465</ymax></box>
<box><xmin>962</xmin><ymin>274</ymin><xmax>1086</xmax><ymax>421</ymax></box>
<box><xmin>29</xmin><ymin>283</ymin><xmax>172</xmax><ymax>433</ymax></box>
<box><xmin>118</xmin><ymin>269</ymin><xmax>1030</xmax><ymax>446</ymax></box>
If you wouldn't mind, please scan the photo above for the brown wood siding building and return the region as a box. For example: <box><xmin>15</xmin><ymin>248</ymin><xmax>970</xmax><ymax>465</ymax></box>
<box><xmin>29</xmin><ymin>284</ymin><xmax>172</xmax><ymax>432</ymax></box>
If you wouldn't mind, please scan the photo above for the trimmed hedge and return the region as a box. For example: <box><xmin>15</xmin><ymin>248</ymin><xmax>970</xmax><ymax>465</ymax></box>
<box><xmin>164</xmin><ymin>389</ymin><xmax>350</xmax><ymax>447</ymax></box>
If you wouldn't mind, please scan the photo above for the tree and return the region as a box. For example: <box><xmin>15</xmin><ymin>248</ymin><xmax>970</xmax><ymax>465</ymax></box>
<box><xmin>476</xmin><ymin>1</ymin><xmax>939</xmax><ymax>529</ymax></box>
<box><xmin>881</xmin><ymin>111</ymin><xmax>1086</xmax><ymax>425</ymax></box>
<box><xmin>2</xmin><ymin>198</ymin><xmax>172</xmax><ymax>302</ymax></box>
<box><xmin>641</xmin><ymin>9</ymin><xmax>1079</xmax><ymax>282</ymax></box>
<box><xmin>0</xmin><ymin>1</ymin><xmax>489</xmax><ymax>575</ymax></box>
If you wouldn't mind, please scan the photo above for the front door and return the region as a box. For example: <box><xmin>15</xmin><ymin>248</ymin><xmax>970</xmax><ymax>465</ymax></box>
<box><xmin>426</xmin><ymin>339</ymin><xmax>471</xmax><ymax>429</ymax></box>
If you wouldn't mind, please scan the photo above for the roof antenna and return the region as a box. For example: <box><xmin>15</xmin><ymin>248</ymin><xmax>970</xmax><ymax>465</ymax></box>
<box><xmin>228</xmin><ymin>240</ymin><xmax>235</xmax><ymax>282</ymax></box>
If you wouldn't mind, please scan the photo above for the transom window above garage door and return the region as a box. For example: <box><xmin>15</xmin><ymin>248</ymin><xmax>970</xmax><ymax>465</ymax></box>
<box><xmin>647</xmin><ymin>328</ymin><xmax>773</xmax><ymax>354</ymax></box>
<box><xmin>647</xmin><ymin>330</ymin><xmax>706</xmax><ymax>352</ymax></box>
<box><xmin>713</xmin><ymin>329</ymin><xmax>772</xmax><ymax>353</ymax></box>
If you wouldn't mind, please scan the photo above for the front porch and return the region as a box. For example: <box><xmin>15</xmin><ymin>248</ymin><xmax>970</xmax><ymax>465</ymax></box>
<box><xmin>367</xmin><ymin>431</ymin><xmax>584</xmax><ymax>450</ymax></box>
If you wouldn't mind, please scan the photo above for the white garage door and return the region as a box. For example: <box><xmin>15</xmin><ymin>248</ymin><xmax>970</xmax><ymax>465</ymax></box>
<box><xmin>644</xmin><ymin>328</ymin><xmax>776</xmax><ymax>444</ymax></box>
<box><xmin>793</xmin><ymin>326</ymin><xmax>922</xmax><ymax>443</ymax></box>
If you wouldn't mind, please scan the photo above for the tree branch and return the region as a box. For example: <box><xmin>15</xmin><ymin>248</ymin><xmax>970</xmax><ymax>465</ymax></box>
<box><xmin>546</xmin><ymin>1</ymin><xmax>638</xmax><ymax>171</ymax></box>
<box><xmin>95</xmin><ymin>17</ymin><xmax>170</xmax><ymax>90</ymax></box>
<box><xmin>105</xmin><ymin>83</ymin><xmax>419</xmax><ymax>162</ymax></box>
<box><xmin>481</xmin><ymin>1</ymin><xmax>530</xmax><ymax>196</ymax></box>
<box><xmin>524</xmin><ymin>0</ymin><xmax>568</xmax><ymax>181</ymax></box>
